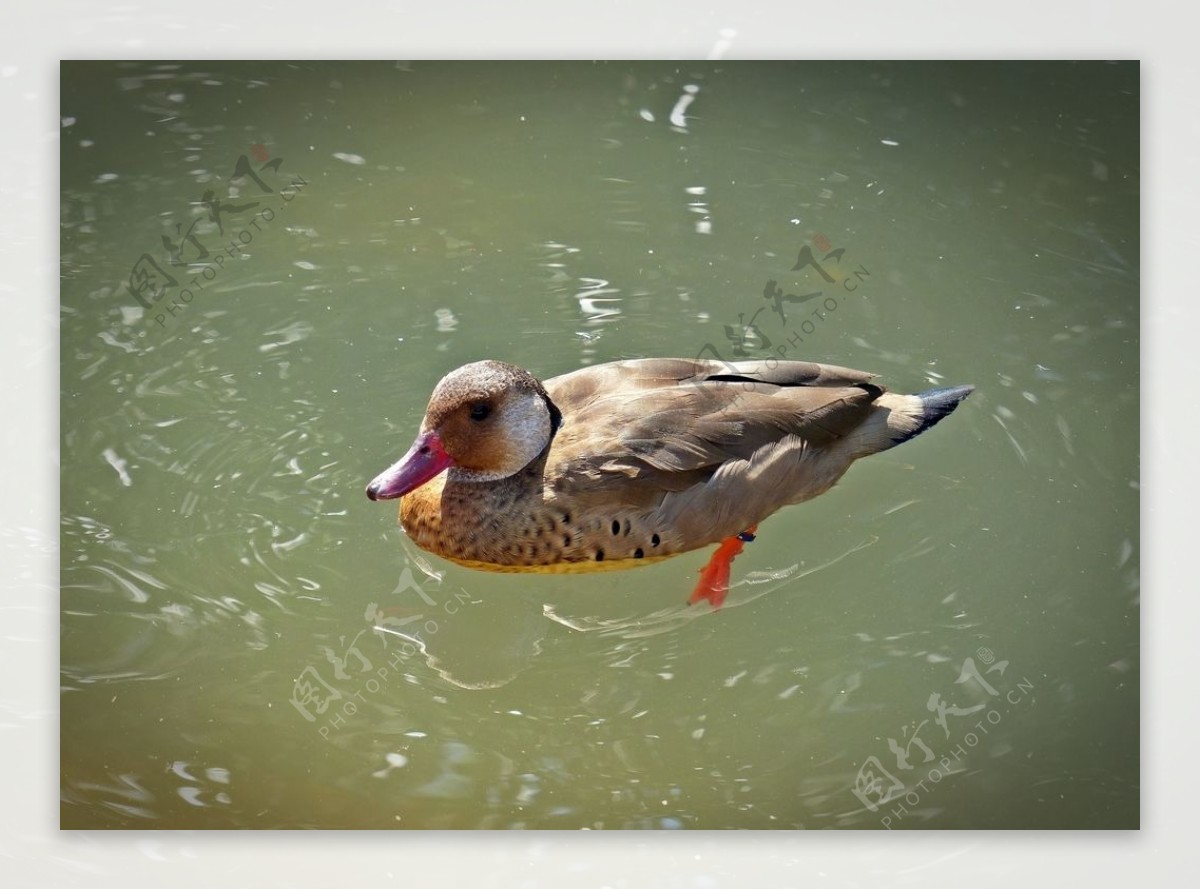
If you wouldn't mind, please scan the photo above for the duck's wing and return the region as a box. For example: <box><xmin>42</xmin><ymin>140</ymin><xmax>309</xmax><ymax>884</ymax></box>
<box><xmin>543</xmin><ymin>358</ymin><xmax>885</xmax><ymax>501</ymax></box>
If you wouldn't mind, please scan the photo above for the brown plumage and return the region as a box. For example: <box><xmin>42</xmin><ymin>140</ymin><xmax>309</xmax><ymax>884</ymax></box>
<box><xmin>366</xmin><ymin>358</ymin><xmax>974</xmax><ymax>606</ymax></box>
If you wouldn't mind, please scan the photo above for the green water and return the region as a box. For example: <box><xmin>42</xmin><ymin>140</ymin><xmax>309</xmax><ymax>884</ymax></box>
<box><xmin>59</xmin><ymin>60</ymin><xmax>1138</xmax><ymax>829</ymax></box>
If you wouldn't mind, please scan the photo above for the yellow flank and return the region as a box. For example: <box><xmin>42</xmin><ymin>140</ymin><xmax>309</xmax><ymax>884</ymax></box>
<box><xmin>437</xmin><ymin>553</ymin><xmax>676</xmax><ymax>574</ymax></box>
<box><xmin>396</xmin><ymin>482</ymin><xmax>678</xmax><ymax>574</ymax></box>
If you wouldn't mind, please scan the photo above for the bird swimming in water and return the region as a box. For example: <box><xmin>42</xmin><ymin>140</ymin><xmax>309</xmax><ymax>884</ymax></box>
<box><xmin>367</xmin><ymin>358</ymin><xmax>973</xmax><ymax>607</ymax></box>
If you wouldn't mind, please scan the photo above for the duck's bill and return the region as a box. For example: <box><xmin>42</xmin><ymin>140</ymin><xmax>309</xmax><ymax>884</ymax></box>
<box><xmin>365</xmin><ymin>432</ymin><xmax>453</xmax><ymax>500</ymax></box>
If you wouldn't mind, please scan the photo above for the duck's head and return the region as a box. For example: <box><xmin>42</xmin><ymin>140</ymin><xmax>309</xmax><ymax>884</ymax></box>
<box><xmin>366</xmin><ymin>360</ymin><xmax>560</xmax><ymax>500</ymax></box>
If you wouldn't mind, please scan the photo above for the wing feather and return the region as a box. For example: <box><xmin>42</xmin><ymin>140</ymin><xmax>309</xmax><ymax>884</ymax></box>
<box><xmin>543</xmin><ymin>359</ymin><xmax>883</xmax><ymax>499</ymax></box>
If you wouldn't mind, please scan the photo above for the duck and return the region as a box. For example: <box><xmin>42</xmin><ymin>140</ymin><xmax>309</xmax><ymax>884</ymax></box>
<box><xmin>366</xmin><ymin>358</ymin><xmax>973</xmax><ymax>608</ymax></box>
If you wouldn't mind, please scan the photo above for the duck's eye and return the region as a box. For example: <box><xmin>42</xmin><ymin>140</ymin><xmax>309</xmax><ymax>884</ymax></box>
<box><xmin>469</xmin><ymin>403</ymin><xmax>491</xmax><ymax>421</ymax></box>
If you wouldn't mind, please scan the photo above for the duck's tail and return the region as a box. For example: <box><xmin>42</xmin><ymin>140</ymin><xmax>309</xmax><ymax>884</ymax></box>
<box><xmin>840</xmin><ymin>383</ymin><xmax>975</xmax><ymax>459</ymax></box>
<box><xmin>890</xmin><ymin>384</ymin><xmax>976</xmax><ymax>447</ymax></box>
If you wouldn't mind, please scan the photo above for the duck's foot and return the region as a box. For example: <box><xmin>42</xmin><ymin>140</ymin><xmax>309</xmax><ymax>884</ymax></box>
<box><xmin>689</xmin><ymin>525</ymin><xmax>758</xmax><ymax>609</ymax></box>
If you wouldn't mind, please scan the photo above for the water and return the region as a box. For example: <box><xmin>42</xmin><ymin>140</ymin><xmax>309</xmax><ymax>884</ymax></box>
<box><xmin>60</xmin><ymin>61</ymin><xmax>1138</xmax><ymax>829</ymax></box>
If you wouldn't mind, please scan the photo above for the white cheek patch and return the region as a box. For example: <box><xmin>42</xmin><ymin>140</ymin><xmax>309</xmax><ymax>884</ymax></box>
<box><xmin>503</xmin><ymin>393</ymin><xmax>552</xmax><ymax>458</ymax></box>
<box><xmin>448</xmin><ymin>391</ymin><xmax>551</xmax><ymax>484</ymax></box>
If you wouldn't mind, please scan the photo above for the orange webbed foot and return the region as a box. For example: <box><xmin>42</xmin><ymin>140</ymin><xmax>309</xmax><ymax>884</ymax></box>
<box><xmin>688</xmin><ymin>525</ymin><xmax>758</xmax><ymax>609</ymax></box>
